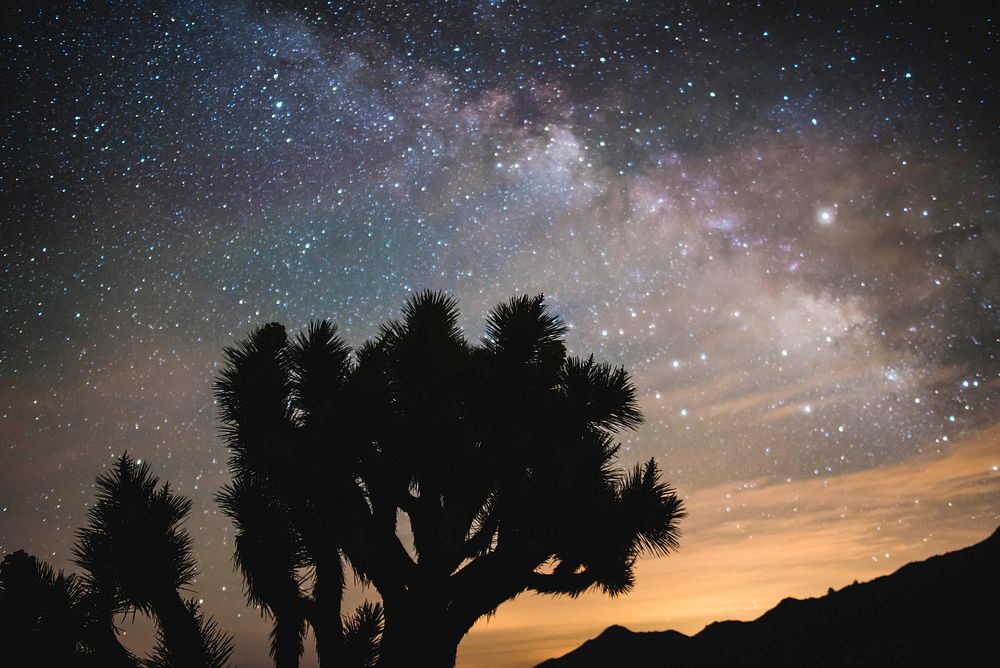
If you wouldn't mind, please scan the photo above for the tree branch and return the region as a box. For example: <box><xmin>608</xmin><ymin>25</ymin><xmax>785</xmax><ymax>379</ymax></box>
<box><xmin>340</xmin><ymin>490</ymin><xmax>416</xmax><ymax>605</ymax></box>
<box><xmin>527</xmin><ymin>568</ymin><xmax>599</xmax><ymax>596</ymax></box>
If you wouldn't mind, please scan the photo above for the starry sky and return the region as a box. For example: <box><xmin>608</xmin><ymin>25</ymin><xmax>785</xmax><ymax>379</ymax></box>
<box><xmin>2</xmin><ymin>1</ymin><xmax>998</xmax><ymax>666</ymax></box>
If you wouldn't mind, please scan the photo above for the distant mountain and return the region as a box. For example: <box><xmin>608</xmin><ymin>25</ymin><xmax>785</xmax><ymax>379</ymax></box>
<box><xmin>538</xmin><ymin>526</ymin><xmax>999</xmax><ymax>667</ymax></box>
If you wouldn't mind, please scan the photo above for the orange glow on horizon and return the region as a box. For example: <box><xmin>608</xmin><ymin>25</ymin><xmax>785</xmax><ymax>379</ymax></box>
<box><xmin>457</xmin><ymin>424</ymin><xmax>1000</xmax><ymax>667</ymax></box>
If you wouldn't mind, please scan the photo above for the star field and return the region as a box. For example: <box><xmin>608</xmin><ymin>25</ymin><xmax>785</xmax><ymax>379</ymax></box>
<box><xmin>2</xmin><ymin>2</ymin><xmax>999</xmax><ymax>666</ymax></box>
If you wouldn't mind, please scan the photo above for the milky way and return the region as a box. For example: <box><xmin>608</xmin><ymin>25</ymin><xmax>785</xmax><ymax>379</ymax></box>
<box><xmin>2</xmin><ymin>2</ymin><xmax>998</xmax><ymax>666</ymax></box>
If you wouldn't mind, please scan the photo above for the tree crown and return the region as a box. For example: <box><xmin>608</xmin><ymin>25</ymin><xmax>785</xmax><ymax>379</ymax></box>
<box><xmin>215</xmin><ymin>291</ymin><xmax>684</xmax><ymax>624</ymax></box>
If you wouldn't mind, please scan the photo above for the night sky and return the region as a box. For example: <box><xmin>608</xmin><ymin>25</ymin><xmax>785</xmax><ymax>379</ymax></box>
<box><xmin>2</xmin><ymin>1</ymin><xmax>998</xmax><ymax>666</ymax></box>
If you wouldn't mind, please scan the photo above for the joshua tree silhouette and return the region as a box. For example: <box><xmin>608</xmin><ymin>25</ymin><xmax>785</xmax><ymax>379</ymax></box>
<box><xmin>72</xmin><ymin>454</ymin><xmax>234</xmax><ymax>668</ymax></box>
<box><xmin>0</xmin><ymin>455</ymin><xmax>232</xmax><ymax>667</ymax></box>
<box><xmin>215</xmin><ymin>291</ymin><xmax>685</xmax><ymax>667</ymax></box>
<box><xmin>0</xmin><ymin>549</ymin><xmax>90</xmax><ymax>666</ymax></box>
<box><xmin>215</xmin><ymin>475</ymin><xmax>311</xmax><ymax>667</ymax></box>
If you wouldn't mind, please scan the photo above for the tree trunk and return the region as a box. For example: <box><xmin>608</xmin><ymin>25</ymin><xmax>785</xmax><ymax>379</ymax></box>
<box><xmin>153</xmin><ymin>592</ymin><xmax>206</xmax><ymax>665</ymax></box>
<box><xmin>376</xmin><ymin>601</ymin><xmax>462</xmax><ymax>668</ymax></box>
<box><xmin>309</xmin><ymin>556</ymin><xmax>344</xmax><ymax>668</ymax></box>
<box><xmin>88</xmin><ymin>615</ymin><xmax>140</xmax><ymax>668</ymax></box>
<box><xmin>272</xmin><ymin>607</ymin><xmax>305</xmax><ymax>668</ymax></box>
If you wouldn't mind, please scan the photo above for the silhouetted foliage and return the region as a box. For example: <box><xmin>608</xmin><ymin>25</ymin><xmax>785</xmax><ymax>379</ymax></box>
<box><xmin>1</xmin><ymin>455</ymin><xmax>232</xmax><ymax>667</ymax></box>
<box><xmin>215</xmin><ymin>291</ymin><xmax>685</xmax><ymax>667</ymax></box>
<box><xmin>74</xmin><ymin>455</ymin><xmax>198</xmax><ymax>617</ymax></box>
<box><xmin>2</xmin><ymin>442</ymin><xmax>412</xmax><ymax>668</ymax></box>
<box><xmin>73</xmin><ymin>454</ymin><xmax>233</xmax><ymax>668</ymax></box>
<box><xmin>145</xmin><ymin>598</ymin><xmax>235</xmax><ymax>668</ymax></box>
<box><xmin>342</xmin><ymin>602</ymin><xmax>384</xmax><ymax>668</ymax></box>
<box><xmin>2</xmin><ymin>292</ymin><xmax>683</xmax><ymax>668</ymax></box>
<box><xmin>0</xmin><ymin>549</ymin><xmax>89</xmax><ymax>666</ymax></box>
<box><xmin>216</xmin><ymin>475</ymin><xmax>309</xmax><ymax>668</ymax></box>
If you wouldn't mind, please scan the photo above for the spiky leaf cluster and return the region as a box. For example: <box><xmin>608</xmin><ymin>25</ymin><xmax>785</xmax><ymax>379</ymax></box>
<box><xmin>73</xmin><ymin>455</ymin><xmax>197</xmax><ymax>615</ymax></box>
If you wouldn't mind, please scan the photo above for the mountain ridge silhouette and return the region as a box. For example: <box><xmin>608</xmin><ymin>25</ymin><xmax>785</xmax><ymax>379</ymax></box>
<box><xmin>537</xmin><ymin>525</ymin><xmax>1000</xmax><ymax>667</ymax></box>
